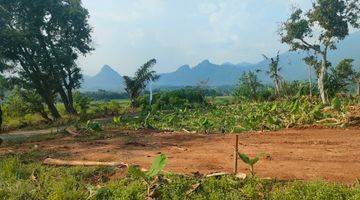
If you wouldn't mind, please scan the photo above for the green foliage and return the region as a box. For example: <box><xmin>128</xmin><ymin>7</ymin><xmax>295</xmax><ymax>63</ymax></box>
<box><xmin>2</xmin><ymin>153</ymin><xmax>360</xmax><ymax>199</ymax></box>
<box><xmin>129</xmin><ymin>154</ymin><xmax>167</xmax><ymax>181</ymax></box>
<box><xmin>331</xmin><ymin>97</ymin><xmax>342</xmax><ymax>112</ymax></box>
<box><xmin>146</xmin><ymin>154</ymin><xmax>167</xmax><ymax>178</ymax></box>
<box><xmin>128</xmin><ymin>154</ymin><xmax>167</xmax><ymax>198</ymax></box>
<box><xmin>2</xmin><ymin>87</ymin><xmax>28</xmax><ymax>119</ymax></box>
<box><xmin>74</xmin><ymin>91</ymin><xmax>92</xmax><ymax>115</ymax></box>
<box><xmin>234</xmin><ymin>71</ymin><xmax>263</xmax><ymax>101</ymax></box>
<box><xmin>327</xmin><ymin>59</ymin><xmax>357</xmax><ymax>97</ymax></box>
<box><xmin>124</xmin><ymin>59</ymin><xmax>160</xmax><ymax>108</ymax></box>
<box><xmin>112</xmin><ymin>116</ymin><xmax>121</xmax><ymax>125</ymax></box>
<box><xmin>0</xmin><ymin>0</ymin><xmax>93</xmax><ymax>119</ymax></box>
<box><xmin>263</xmin><ymin>51</ymin><xmax>283</xmax><ymax>95</ymax></box>
<box><xmin>81</xmin><ymin>90</ymin><xmax>128</xmax><ymax>101</ymax></box>
<box><xmin>85</xmin><ymin>121</ymin><xmax>102</xmax><ymax>132</ymax></box>
<box><xmin>123</xmin><ymin>96</ymin><xmax>357</xmax><ymax>133</ymax></box>
<box><xmin>279</xmin><ymin>0</ymin><xmax>360</xmax><ymax>104</ymax></box>
<box><xmin>140</xmin><ymin>87</ymin><xmax>207</xmax><ymax>111</ymax></box>
<box><xmin>271</xmin><ymin>181</ymin><xmax>354</xmax><ymax>200</ymax></box>
<box><xmin>237</xmin><ymin>152</ymin><xmax>261</xmax><ymax>176</ymax></box>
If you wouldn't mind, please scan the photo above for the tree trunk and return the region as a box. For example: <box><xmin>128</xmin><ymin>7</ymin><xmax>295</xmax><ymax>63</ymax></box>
<box><xmin>357</xmin><ymin>80</ymin><xmax>360</xmax><ymax>96</ymax></box>
<box><xmin>274</xmin><ymin>78</ymin><xmax>281</xmax><ymax>96</ymax></box>
<box><xmin>318</xmin><ymin>54</ymin><xmax>329</xmax><ymax>104</ymax></box>
<box><xmin>58</xmin><ymin>87</ymin><xmax>76</xmax><ymax>115</ymax></box>
<box><xmin>251</xmin><ymin>87</ymin><xmax>257</xmax><ymax>101</ymax></box>
<box><xmin>43</xmin><ymin>96</ymin><xmax>61</xmax><ymax>119</ymax></box>
<box><xmin>39</xmin><ymin>111</ymin><xmax>52</xmax><ymax>122</ymax></box>
<box><xmin>0</xmin><ymin>105</ymin><xmax>3</xmax><ymax>129</ymax></box>
<box><xmin>130</xmin><ymin>98</ymin><xmax>139</xmax><ymax>108</ymax></box>
<box><xmin>308</xmin><ymin>66</ymin><xmax>313</xmax><ymax>98</ymax></box>
<box><xmin>66</xmin><ymin>88</ymin><xmax>77</xmax><ymax>114</ymax></box>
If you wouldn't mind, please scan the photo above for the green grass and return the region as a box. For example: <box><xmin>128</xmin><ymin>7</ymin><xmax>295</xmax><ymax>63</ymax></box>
<box><xmin>1</xmin><ymin>152</ymin><xmax>360</xmax><ymax>200</ymax></box>
<box><xmin>1</xmin><ymin>100</ymin><xmax>131</xmax><ymax>132</ymax></box>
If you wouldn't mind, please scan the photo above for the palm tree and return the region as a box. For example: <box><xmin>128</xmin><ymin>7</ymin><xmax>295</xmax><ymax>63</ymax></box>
<box><xmin>123</xmin><ymin>59</ymin><xmax>160</xmax><ymax>108</ymax></box>
<box><xmin>263</xmin><ymin>51</ymin><xmax>283</xmax><ymax>95</ymax></box>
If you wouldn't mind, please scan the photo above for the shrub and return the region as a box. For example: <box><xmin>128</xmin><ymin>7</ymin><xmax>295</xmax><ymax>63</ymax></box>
<box><xmin>139</xmin><ymin>87</ymin><xmax>208</xmax><ymax>111</ymax></box>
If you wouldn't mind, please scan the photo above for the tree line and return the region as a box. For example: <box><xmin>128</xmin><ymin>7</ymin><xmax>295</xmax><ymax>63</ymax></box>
<box><xmin>235</xmin><ymin>0</ymin><xmax>360</xmax><ymax>102</ymax></box>
<box><xmin>1</xmin><ymin>0</ymin><xmax>360</xmax><ymax>129</ymax></box>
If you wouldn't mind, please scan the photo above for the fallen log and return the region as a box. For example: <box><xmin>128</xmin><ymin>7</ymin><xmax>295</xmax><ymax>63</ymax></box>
<box><xmin>206</xmin><ymin>172</ymin><xmax>229</xmax><ymax>178</ymax></box>
<box><xmin>44</xmin><ymin>158</ymin><xmax>128</xmax><ymax>167</ymax></box>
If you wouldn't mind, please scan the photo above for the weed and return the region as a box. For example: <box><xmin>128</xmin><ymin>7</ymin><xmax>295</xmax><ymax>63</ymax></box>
<box><xmin>128</xmin><ymin>153</ymin><xmax>167</xmax><ymax>198</ymax></box>
<box><xmin>237</xmin><ymin>152</ymin><xmax>261</xmax><ymax>176</ymax></box>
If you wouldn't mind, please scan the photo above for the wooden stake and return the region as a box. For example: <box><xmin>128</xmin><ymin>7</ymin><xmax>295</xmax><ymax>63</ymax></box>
<box><xmin>234</xmin><ymin>135</ymin><xmax>239</xmax><ymax>174</ymax></box>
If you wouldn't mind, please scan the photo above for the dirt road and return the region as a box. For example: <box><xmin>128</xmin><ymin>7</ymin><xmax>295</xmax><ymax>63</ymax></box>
<box><xmin>1</xmin><ymin>128</ymin><xmax>360</xmax><ymax>184</ymax></box>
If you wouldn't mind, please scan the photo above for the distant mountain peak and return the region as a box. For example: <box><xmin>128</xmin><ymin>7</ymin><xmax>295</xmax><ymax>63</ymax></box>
<box><xmin>81</xmin><ymin>64</ymin><xmax>124</xmax><ymax>92</ymax></box>
<box><xmin>100</xmin><ymin>65</ymin><xmax>117</xmax><ymax>74</ymax></box>
<box><xmin>199</xmin><ymin>59</ymin><xmax>211</xmax><ymax>65</ymax></box>
<box><xmin>176</xmin><ymin>65</ymin><xmax>191</xmax><ymax>72</ymax></box>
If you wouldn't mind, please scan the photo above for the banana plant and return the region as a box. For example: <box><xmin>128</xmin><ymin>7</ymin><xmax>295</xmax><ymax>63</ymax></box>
<box><xmin>112</xmin><ymin>116</ymin><xmax>121</xmax><ymax>125</ymax></box>
<box><xmin>237</xmin><ymin>152</ymin><xmax>260</xmax><ymax>176</ymax></box>
<box><xmin>85</xmin><ymin>120</ymin><xmax>102</xmax><ymax>132</ymax></box>
<box><xmin>128</xmin><ymin>153</ymin><xmax>167</xmax><ymax>198</ymax></box>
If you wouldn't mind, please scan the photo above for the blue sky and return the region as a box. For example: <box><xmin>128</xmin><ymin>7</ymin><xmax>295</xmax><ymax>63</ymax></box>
<box><xmin>79</xmin><ymin>0</ymin><xmax>312</xmax><ymax>76</ymax></box>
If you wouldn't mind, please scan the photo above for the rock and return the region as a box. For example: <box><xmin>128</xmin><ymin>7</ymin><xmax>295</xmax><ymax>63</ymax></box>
<box><xmin>236</xmin><ymin>173</ymin><xmax>247</xmax><ymax>179</ymax></box>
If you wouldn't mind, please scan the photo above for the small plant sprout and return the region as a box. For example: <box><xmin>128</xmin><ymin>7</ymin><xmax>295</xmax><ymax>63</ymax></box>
<box><xmin>237</xmin><ymin>152</ymin><xmax>261</xmax><ymax>176</ymax></box>
<box><xmin>113</xmin><ymin>116</ymin><xmax>121</xmax><ymax>125</ymax></box>
<box><xmin>128</xmin><ymin>153</ymin><xmax>168</xmax><ymax>198</ymax></box>
<box><xmin>85</xmin><ymin>120</ymin><xmax>102</xmax><ymax>132</ymax></box>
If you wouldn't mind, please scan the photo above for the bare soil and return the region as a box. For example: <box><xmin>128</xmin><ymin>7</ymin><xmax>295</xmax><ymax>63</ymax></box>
<box><xmin>1</xmin><ymin>128</ymin><xmax>360</xmax><ymax>184</ymax></box>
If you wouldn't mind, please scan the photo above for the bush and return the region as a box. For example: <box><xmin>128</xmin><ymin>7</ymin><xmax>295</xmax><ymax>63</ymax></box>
<box><xmin>139</xmin><ymin>88</ymin><xmax>208</xmax><ymax>111</ymax></box>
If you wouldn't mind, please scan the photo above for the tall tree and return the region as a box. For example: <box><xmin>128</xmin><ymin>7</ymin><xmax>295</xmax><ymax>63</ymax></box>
<box><xmin>234</xmin><ymin>71</ymin><xmax>262</xmax><ymax>101</ymax></box>
<box><xmin>123</xmin><ymin>59</ymin><xmax>160</xmax><ymax>108</ymax></box>
<box><xmin>280</xmin><ymin>0</ymin><xmax>360</xmax><ymax>104</ymax></box>
<box><xmin>0</xmin><ymin>0</ymin><xmax>93</xmax><ymax>119</ymax></box>
<box><xmin>263</xmin><ymin>51</ymin><xmax>283</xmax><ymax>95</ymax></box>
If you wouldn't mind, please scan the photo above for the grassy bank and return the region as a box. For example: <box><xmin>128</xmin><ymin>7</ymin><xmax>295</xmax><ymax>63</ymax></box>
<box><xmin>1</xmin><ymin>152</ymin><xmax>360</xmax><ymax>200</ymax></box>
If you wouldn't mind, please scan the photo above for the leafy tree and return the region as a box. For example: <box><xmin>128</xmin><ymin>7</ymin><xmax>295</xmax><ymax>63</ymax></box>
<box><xmin>73</xmin><ymin>91</ymin><xmax>92</xmax><ymax>115</ymax></box>
<box><xmin>327</xmin><ymin>59</ymin><xmax>356</xmax><ymax>96</ymax></box>
<box><xmin>20</xmin><ymin>89</ymin><xmax>52</xmax><ymax>122</ymax></box>
<box><xmin>0</xmin><ymin>0</ymin><xmax>93</xmax><ymax>119</ymax></box>
<box><xmin>3</xmin><ymin>86</ymin><xmax>28</xmax><ymax>119</ymax></box>
<box><xmin>82</xmin><ymin>90</ymin><xmax>128</xmax><ymax>101</ymax></box>
<box><xmin>280</xmin><ymin>0</ymin><xmax>360</xmax><ymax>104</ymax></box>
<box><xmin>123</xmin><ymin>59</ymin><xmax>160</xmax><ymax>108</ymax></box>
<box><xmin>263</xmin><ymin>51</ymin><xmax>283</xmax><ymax>95</ymax></box>
<box><xmin>234</xmin><ymin>71</ymin><xmax>262</xmax><ymax>101</ymax></box>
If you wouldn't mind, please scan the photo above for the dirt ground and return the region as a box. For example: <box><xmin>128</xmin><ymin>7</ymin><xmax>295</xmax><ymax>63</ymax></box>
<box><xmin>1</xmin><ymin>128</ymin><xmax>360</xmax><ymax>184</ymax></box>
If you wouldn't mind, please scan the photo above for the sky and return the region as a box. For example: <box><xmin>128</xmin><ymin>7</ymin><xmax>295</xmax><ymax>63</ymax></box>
<box><xmin>79</xmin><ymin>0</ymin><xmax>313</xmax><ymax>76</ymax></box>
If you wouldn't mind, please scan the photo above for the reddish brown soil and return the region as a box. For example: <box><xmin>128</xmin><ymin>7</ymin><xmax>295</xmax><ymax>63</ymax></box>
<box><xmin>1</xmin><ymin>128</ymin><xmax>360</xmax><ymax>184</ymax></box>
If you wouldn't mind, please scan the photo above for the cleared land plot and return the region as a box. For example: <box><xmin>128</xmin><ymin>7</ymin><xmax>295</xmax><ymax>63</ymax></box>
<box><xmin>1</xmin><ymin>128</ymin><xmax>360</xmax><ymax>184</ymax></box>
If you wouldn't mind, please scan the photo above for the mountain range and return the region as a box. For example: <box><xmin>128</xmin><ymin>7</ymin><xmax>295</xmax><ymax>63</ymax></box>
<box><xmin>81</xmin><ymin>32</ymin><xmax>360</xmax><ymax>92</ymax></box>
